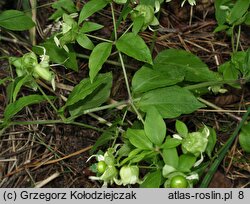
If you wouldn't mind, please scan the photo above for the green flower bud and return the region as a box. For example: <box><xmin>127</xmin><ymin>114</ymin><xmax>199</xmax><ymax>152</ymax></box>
<box><xmin>119</xmin><ymin>165</ymin><xmax>139</xmax><ymax>185</ymax></box>
<box><xmin>34</xmin><ymin>64</ymin><xmax>53</xmax><ymax>81</ymax></box>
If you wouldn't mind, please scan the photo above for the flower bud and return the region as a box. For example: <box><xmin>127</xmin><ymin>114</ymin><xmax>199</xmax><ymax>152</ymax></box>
<box><xmin>119</xmin><ymin>165</ymin><xmax>139</xmax><ymax>185</ymax></box>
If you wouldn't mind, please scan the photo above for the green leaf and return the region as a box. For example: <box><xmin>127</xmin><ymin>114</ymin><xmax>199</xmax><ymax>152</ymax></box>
<box><xmin>12</xmin><ymin>75</ymin><xmax>33</xmax><ymax>102</ymax></box>
<box><xmin>138</xmin><ymin>86</ymin><xmax>205</xmax><ymax>118</ymax></box>
<box><xmin>33</xmin><ymin>38</ymin><xmax>78</xmax><ymax>71</ymax></box>
<box><xmin>0</xmin><ymin>10</ymin><xmax>35</xmax><ymax>31</ymax></box>
<box><xmin>140</xmin><ymin>170</ymin><xmax>162</xmax><ymax>188</ymax></box>
<box><xmin>49</xmin><ymin>0</ymin><xmax>77</xmax><ymax>20</ymax></box>
<box><xmin>205</xmin><ymin>127</ymin><xmax>217</xmax><ymax>158</ymax></box>
<box><xmin>132</xmin><ymin>65</ymin><xmax>184</xmax><ymax>94</ymax></box>
<box><xmin>126</xmin><ymin>128</ymin><xmax>153</xmax><ymax>150</ymax></box>
<box><xmin>175</xmin><ymin>120</ymin><xmax>188</xmax><ymax>138</ymax></box>
<box><xmin>78</xmin><ymin>0</ymin><xmax>108</xmax><ymax>24</ymax></box>
<box><xmin>132</xmin><ymin>15</ymin><xmax>144</xmax><ymax>34</ymax></box>
<box><xmin>76</xmin><ymin>34</ymin><xmax>95</xmax><ymax>50</ymax></box>
<box><xmin>0</xmin><ymin>77</ymin><xmax>11</xmax><ymax>86</ymax></box>
<box><xmin>239</xmin><ymin>122</ymin><xmax>250</xmax><ymax>153</ymax></box>
<box><xmin>4</xmin><ymin>95</ymin><xmax>52</xmax><ymax>121</ymax></box>
<box><xmin>80</xmin><ymin>22</ymin><xmax>104</xmax><ymax>33</ymax></box>
<box><xmin>161</xmin><ymin>138</ymin><xmax>182</xmax><ymax>149</ymax></box>
<box><xmin>68</xmin><ymin>73</ymin><xmax>112</xmax><ymax>118</ymax></box>
<box><xmin>215</xmin><ymin>0</ymin><xmax>231</xmax><ymax>25</ymax></box>
<box><xmin>162</xmin><ymin>148</ymin><xmax>179</xmax><ymax>169</ymax></box>
<box><xmin>89</xmin><ymin>42</ymin><xmax>112</xmax><ymax>82</ymax></box>
<box><xmin>228</xmin><ymin>0</ymin><xmax>250</xmax><ymax>24</ymax></box>
<box><xmin>177</xmin><ymin>154</ymin><xmax>196</xmax><ymax>172</ymax></box>
<box><xmin>144</xmin><ymin>107</ymin><xmax>166</xmax><ymax>145</ymax></box>
<box><xmin>116</xmin><ymin>32</ymin><xmax>153</xmax><ymax>64</ymax></box>
<box><xmin>62</xmin><ymin>73</ymin><xmax>112</xmax><ymax>111</ymax></box>
<box><xmin>153</xmin><ymin>49</ymin><xmax>219</xmax><ymax>82</ymax></box>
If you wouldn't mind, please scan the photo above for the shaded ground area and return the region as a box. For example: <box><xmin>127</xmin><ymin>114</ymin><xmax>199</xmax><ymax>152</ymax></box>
<box><xmin>0</xmin><ymin>0</ymin><xmax>250</xmax><ymax>187</ymax></box>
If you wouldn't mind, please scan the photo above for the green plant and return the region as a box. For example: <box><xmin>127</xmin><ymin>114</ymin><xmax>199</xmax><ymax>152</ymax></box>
<box><xmin>0</xmin><ymin>0</ymin><xmax>249</xmax><ymax>188</ymax></box>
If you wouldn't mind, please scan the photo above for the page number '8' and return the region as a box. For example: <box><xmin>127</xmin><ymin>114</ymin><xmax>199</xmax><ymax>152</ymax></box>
<box><xmin>238</xmin><ymin>191</ymin><xmax>244</xmax><ymax>199</ymax></box>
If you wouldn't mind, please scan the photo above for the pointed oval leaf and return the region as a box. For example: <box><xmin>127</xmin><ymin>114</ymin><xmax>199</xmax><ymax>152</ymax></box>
<box><xmin>138</xmin><ymin>86</ymin><xmax>205</xmax><ymax>118</ymax></box>
<box><xmin>177</xmin><ymin>154</ymin><xmax>196</xmax><ymax>172</ymax></box>
<box><xmin>140</xmin><ymin>170</ymin><xmax>162</xmax><ymax>188</ymax></box>
<box><xmin>63</xmin><ymin>73</ymin><xmax>112</xmax><ymax>110</ymax></box>
<box><xmin>78</xmin><ymin>0</ymin><xmax>108</xmax><ymax>24</ymax></box>
<box><xmin>89</xmin><ymin>42</ymin><xmax>112</xmax><ymax>82</ymax></box>
<box><xmin>76</xmin><ymin>34</ymin><xmax>95</xmax><ymax>50</ymax></box>
<box><xmin>175</xmin><ymin>120</ymin><xmax>188</xmax><ymax>138</ymax></box>
<box><xmin>0</xmin><ymin>10</ymin><xmax>35</xmax><ymax>31</ymax></box>
<box><xmin>144</xmin><ymin>107</ymin><xmax>166</xmax><ymax>145</ymax></box>
<box><xmin>80</xmin><ymin>22</ymin><xmax>104</xmax><ymax>33</ymax></box>
<box><xmin>162</xmin><ymin>148</ymin><xmax>179</xmax><ymax>169</ymax></box>
<box><xmin>132</xmin><ymin>65</ymin><xmax>184</xmax><ymax>94</ymax></box>
<box><xmin>4</xmin><ymin>95</ymin><xmax>53</xmax><ymax>121</ymax></box>
<box><xmin>116</xmin><ymin>32</ymin><xmax>153</xmax><ymax>64</ymax></box>
<box><xmin>126</xmin><ymin>128</ymin><xmax>153</xmax><ymax>150</ymax></box>
<box><xmin>154</xmin><ymin>49</ymin><xmax>220</xmax><ymax>82</ymax></box>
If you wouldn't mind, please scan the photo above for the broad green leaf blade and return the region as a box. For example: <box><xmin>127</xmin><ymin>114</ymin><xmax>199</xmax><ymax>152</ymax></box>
<box><xmin>62</xmin><ymin>73</ymin><xmax>112</xmax><ymax>110</ymax></box>
<box><xmin>228</xmin><ymin>0</ymin><xmax>250</xmax><ymax>24</ymax></box>
<box><xmin>89</xmin><ymin>42</ymin><xmax>112</xmax><ymax>82</ymax></box>
<box><xmin>80</xmin><ymin>22</ymin><xmax>104</xmax><ymax>33</ymax></box>
<box><xmin>132</xmin><ymin>65</ymin><xmax>184</xmax><ymax>94</ymax></box>
<box><xmin>144</xmin><ymin>107</ymin><xmax>166</xmax><ymax>145</ymax></box>
<box><xmin>78</xmin><ymin>0</ymin><xmax>108</xmax><ymax>24</ymax></box>
<box><xmin>0</xmin><ymin>10</ymin><xmax>35</xmax><ymax>31</ymax></box>
<box><xmin>154</xmin><ymin>49</ymin><xmax>220</xmax><ymax>82</ymax></box>
<box><xmin>138</xmin><ymin>86</ymin><xmax>205</xmax><ymax>118</ymax></box>
<box><xmin>140</xmin><ymin>170</ymin><xmax>162</xmax><ymax>188</ymax></box>
<box><xmin>177</xmin><ymin>154</ymin><xmax>196</xmax><ymax>172</ymax></box>
<box><xmin>175</xmin><ymin>120</ymin><xmax>188</xmax><ymax>138</ymax></box>
<box><xmin>162</xmin><ymin>148</ymin><xmax>179</xmax><ymax>169</ymax></box>
<box><xmin>33</xmin><ymin>38</ymin><xmax>78</xmax><ymax>71</ymax></box>
<box><xmin>68</xmin><ymin>72</ymin><xmax>112</xmax><ymax>118</ymax></box>
<box><xmin>239</xmin><ymin>122</ymin><xmax>250</xmax><ymax>153</ymax></box>
<box><xmin>126</xmin><ymin>128</ymin><xmax>153</xmax><ymax>150</ymax></box>
<box><xmin>12</xmin><ymin>75</ymin><xmax>33</xmax><ymax>102</ymax></box>
<box><xmin>76</xmin><ymin>34</ymin><xmax>95</xmax><ymax>50</ymax></box>
<box><xmin>4</xmin><ymin>95</ymin><xmax>52</xmax><ymax>121</ymax></box>
<box><xmin>161</xmin><ymin>138</ymin><xmax>182</xmax><ymax>149</ymax></box>
<box><xmin>132</xmin><ymin>15</ymin><xmax>144</xmax><ymax>35</ymax></box>
<box><xmin>116</xmin><ymin>32</ymin><xmax>153</xmax><ymax>64</ymax></box>
<box><xmin>215</xmin><ymin>0</ymin><xmax>231</xmax><ymax>25</ymax></box>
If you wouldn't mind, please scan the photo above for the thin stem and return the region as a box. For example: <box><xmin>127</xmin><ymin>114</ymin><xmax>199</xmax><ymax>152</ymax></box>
<box><xmin>67</xmin><ymin>100</ymin><xmax>129</xmax><ymax>121</ymax></box>
<box><xmin>110</xmin><ymin>3</ymin><xmax>117</xmax><ymax>41</ymax></box>
<box><xmin>231</xmin><ymin>25</ymin><xmax>235</xmax><ymax>53</ymax></box>
<box><xmin>184</xmin><ymin>80</ymin><xmax>240</xmax><ymax>91</ymax></box>
<box><xmin>197</xmin><ymin>97</ymin><xmax>242</xmax><ymax>121</ymax></box>
<box><xmin>36</xmin><ymin>84</ymin><xmax>58</xmax><ymax>113</ymax></box>
<box><xmin>9</xmin><ymin>119</ymin><xmax>104</xmax><ymax>132</ymax></box>
<box><xmin>85</xmin><ymin>34</ymin><xmax>113</xmax><ymax>43</ymax></box>
<box><xmin>118</xmin><ymin>52</ymin><xmax>132</xmax><ymax>100</ymax></box>
<box><xmin>118</xmin><ymin>52</ymin><xmax>145</xmax><ymax>124</ymax></box>
<box><xmin>235</xmin><ymin>25</ymin><xmax>241</xmax><ymax>52</ymax></box>
<box><xmin>76</xmin><ymin>53</ymin><xmax>136</xmax><ymax>70</ymax></box>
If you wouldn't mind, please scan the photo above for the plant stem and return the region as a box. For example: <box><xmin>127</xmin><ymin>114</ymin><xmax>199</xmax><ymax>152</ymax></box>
<box><xmin>235</xmin><ymin>25</ymin><xmax>241</xmax><ymax>52</ymax></box>
<box><xmin>197</xmin><ymin>97</ymin><xmax>242</xmax><ymax>121</ymax></box>
<box><xmin>67</xmin><ymin>100</ymin><xmax>129</xmax><ymax>121</ymax></box>
<box><xmin>76</xmin><ymin>53</ymin><xmax>136</xmax><ymax>70</ymax></box>
<box><xmin>9</xmin><ymin>119</ymin><xmax>104</xmax><ymax>132</ymax></box>
<box><xmin>85</xmin><ymin>34</ymin><xmax>113</xmax><ymax>43</ymax></box>
<box><xmin>118</xmin><ymin>52</ymin><xmax>145</xmax><ymax>124</ymax></box>
<box><xmin>184</xmin><ymin>80</ymin><xmax>239</xmax><ymax>91</ymax></box>
<box><xmin>37</xmin><ymin>84</ymin><xmax>58</xmax><ymax>113</ymax></box>
<box><xmin>110</xmin><ymin>3</ymin><xmax>117</xmax><ymax>41</ymax></box>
